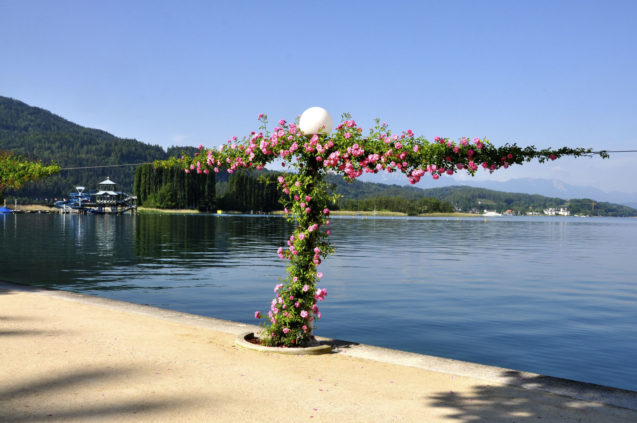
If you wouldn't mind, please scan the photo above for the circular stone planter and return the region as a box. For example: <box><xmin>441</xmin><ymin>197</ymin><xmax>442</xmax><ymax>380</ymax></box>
<box><xmin>235</xmin><ymin>331</ymin><xmax>332</xmax><ymax>355</ymax></box>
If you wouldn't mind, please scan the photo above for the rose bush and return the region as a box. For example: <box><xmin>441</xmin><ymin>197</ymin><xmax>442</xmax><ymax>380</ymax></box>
<box><xmin>161</xmin><ymin>112</ymin><xmax>599</xmax><ymax>347</ymax></box>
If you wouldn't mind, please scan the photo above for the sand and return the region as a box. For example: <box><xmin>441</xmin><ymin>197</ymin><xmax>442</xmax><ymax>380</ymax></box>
<box><xmin>1</xmin><ymin>283</ymin><xmax>635</xmax><ymax>422</ymax></box>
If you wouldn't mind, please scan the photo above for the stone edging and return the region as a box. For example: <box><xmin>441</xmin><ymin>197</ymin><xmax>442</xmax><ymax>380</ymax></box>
<box><xmin>235</xmin><ymin>331</ymin><xmax>332</xmax><ymax>355</ymax></box>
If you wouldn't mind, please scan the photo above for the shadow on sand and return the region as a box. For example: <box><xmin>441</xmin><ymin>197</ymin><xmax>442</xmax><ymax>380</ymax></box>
<box><xmin>428</xmin><ymin>370</ymin><xmax>637</xmax><ymax>422</ymax></box>
<box><xmin>0</xmin><ymin>367</ymin><xmax>202</xmax><ymax>422</ymax></box>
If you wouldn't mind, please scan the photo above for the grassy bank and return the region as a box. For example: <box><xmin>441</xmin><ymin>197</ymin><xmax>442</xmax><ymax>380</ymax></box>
<box><xmin>136</xmin><ymin>208</ymin><xmax>478</xmax><ymax>218</ymax></box>
<box><xmin>7</xmin><ymin>204</ymin><xmax>55</xmax><ymax>212</ymax></box>
<box><xmin>271</xmin><ymin>209</ymin><xmax>477</xmax><ymax>218</ymax></box>
<box><xmin>329</xmin><ymin>210</ymin><xmax>477</xmax><ymax>217</ymax></box>
<box><xmin>137</xmin><ymin>207</ymin><xmax>201</xmax><ymax>214</ymax></box>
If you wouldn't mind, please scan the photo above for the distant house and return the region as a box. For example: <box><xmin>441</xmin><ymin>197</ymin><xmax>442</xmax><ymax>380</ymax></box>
<box><xmin>543</xmin><ymin>207</ymin><xmax>570</xmax><ymax>216</ymax></box>
<box><xmin>95</xmin><ymin>177</ymin><xmax>125</xmax><ymax>205</ymax></box>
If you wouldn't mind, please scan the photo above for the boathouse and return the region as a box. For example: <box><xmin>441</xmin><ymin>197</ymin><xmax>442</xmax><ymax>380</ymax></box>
<box><xmin>95</xmin><ymin>177</ymin><xmax>124</xmax><ymax>205</ymax></box>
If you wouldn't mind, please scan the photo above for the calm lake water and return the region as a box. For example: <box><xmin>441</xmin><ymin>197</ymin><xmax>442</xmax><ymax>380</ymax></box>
<box><xmin>1</xmin><ymin>213</ymin><xmax>636</xmax><ymax>391</ymax></box>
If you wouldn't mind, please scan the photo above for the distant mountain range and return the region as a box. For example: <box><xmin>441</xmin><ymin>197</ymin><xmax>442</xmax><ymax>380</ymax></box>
<box><xmin>358</xmin><ymin>172</ymin><xmax>637</xmax><ymax>209</ymax></box>
<box><xmin>441</xmin><ymin>178</ymin><xmax>637</xmax><ymax>210</ymax></box>
<box><xmin>324</xmin><ymin>175</ymin><xmax>637</xmax><ymax>216</ymax></box>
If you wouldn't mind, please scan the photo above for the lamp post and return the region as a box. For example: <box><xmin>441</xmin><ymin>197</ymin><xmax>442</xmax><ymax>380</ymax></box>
<box><xmin>76</xmin><ymin>186</ymin><xmax>85</xmax><ymax>209</ymax></box>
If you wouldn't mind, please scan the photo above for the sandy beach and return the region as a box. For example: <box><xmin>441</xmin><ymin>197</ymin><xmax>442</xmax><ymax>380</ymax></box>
<box><xmin>1</xmin><ymin>281</ymin><xmax>635</xmax><ymax>422</ymax></box>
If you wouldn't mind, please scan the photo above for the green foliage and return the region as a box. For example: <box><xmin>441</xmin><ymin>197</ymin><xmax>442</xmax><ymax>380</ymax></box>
<box><xmin>566</xmin><ymin>199</ymin><xmax>636</xmax><ymax>217</ymax></box>
<box><xmin>144</xmin><ymin>185</ymin><xmax>178</xmax><ymax>209</ymax></box>
<box><xmin>324</xmin><ymin>175</ymin><xmax>426</xmax><ymax>201</ymax></box>
<box><xmin>134</xmin><ymin>164</ymin><xmax>216</xmax><ymax>211</ymax></box>
<box><xmin>420</xmin><ymin>186</ymin><xmax>637</xmax><ymax>216</ymax></box>
<box><xmin>0</xmin><ymin>150</ymin><xmax>60</xmax><ymax>192</ymax></box>
<box><xmin>341</xmin><ymin>195</ymin><xmax>454</xmax><ymax>215</ymax></box>
<box><xmin>216</xmin><ymin>171</ymin><xmax>283</xmax><ymax>212</ymax></box>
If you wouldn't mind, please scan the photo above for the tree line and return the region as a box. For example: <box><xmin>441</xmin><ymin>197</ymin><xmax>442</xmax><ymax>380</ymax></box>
<box><xmin>134</xmin><ymin>164</ymin><xmax>216</xmax><ymax>211</ymax></box>
<box><xmin>134</xmin><ymin>167</ymin><xmax>637</xmax><ymax>217</ymax></box>
<box><xmin>134</xmin><ymin>166</ymin><xmax>457</xmax><ymax>215</ymax></box>
<box><xmin>134</xmin><ymin>166</ymin><xmax>284</xmax><ymax>212</ymax></box>
<box><xmin>340</xmin><ymin>196</ymin><xmax>454</xmax><ymax>215</ymax></box>
<box><xmin>420</xmin><ymin>186</ymin><xmax>637</xmax><ymax>216</ymax></box>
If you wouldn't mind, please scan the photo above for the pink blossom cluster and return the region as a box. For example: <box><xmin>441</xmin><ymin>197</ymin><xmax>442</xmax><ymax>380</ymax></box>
<box><xmin>182</xmin><ymin>113</ymin><xmax>574</xmax><ymax>186</ymax></box>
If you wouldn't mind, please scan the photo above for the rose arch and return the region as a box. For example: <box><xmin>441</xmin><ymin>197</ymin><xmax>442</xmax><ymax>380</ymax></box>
<box><xmin>160</xmin><ymin>107</ymin><xmax>603</xmax><ymax>347</ymax></box>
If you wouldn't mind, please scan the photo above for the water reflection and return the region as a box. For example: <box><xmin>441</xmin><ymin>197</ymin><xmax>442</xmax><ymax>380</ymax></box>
<box><xmin>134</xmin><ymin>214</ymin><xmax>292</xmax><ymax>267</ymax></box>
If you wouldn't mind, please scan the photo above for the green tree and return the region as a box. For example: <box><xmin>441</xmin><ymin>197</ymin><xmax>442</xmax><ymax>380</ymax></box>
<box><xmin>0</xmin><ymin>151</ymin><xmax>60</xmax><ymax>201</ymax></box>
<box><xmin>134</xmin><ymin>164</ymin><xmax>216</xmax><ymax>210</ymax></box>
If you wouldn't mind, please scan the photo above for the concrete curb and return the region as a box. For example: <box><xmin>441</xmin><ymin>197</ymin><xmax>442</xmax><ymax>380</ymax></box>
<box><xmin>235</xmin><ymin>331</ymin><xmax>332</xmax><ymax>355</ymax></box>
<box><xmin>2</xmin><ymin>280</ymin><xmax>636</xmax><ymax>411</ymax></box>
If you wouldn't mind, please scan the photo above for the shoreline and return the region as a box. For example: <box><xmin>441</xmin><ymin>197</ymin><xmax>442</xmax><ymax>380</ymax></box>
<box><xmin>1</xmin><ymin>279</ymin><xmax>636</xmax><ymax>422</ymax></box>
<box><xmin>4</xmin><ymin>205</ymin><xmax>630</xmax><ymax>218</ymax></box>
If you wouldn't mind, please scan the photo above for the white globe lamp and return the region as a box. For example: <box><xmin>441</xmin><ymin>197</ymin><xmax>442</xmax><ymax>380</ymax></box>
<box><xmin>299</xmin><ymin>107</ymin><xmax>333</xmax><ymax>136</ymax></box>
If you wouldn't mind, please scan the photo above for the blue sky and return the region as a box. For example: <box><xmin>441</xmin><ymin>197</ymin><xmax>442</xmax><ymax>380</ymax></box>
<box><xmin>1</xmin><ymin>0</ymin><xmax>636</xmax><ymax>193</ymax></box>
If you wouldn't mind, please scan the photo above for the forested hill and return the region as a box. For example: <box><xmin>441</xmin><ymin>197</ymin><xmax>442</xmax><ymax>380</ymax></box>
<box><xmin>419</xmin><ymin>185</ymin><xmax>636</xmax><ymax>216</ymax></box>
<box><xmin>0</xmin><ymin>96</ymin><xmax>193</xmax><ymax>199</ymax></box>
<box><xmin>322</xmin><ymin>175</ymin><xmax>636</xmax><ymax>216</ymax></box>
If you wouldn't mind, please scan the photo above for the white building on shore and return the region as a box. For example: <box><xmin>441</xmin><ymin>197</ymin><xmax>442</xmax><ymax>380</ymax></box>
<box><xmin>543</xmin><ymin>207</ymin><xmax>570</xmax><ymax>216</ymax></box>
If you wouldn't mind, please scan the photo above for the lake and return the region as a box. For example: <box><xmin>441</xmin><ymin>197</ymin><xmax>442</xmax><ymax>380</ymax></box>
<box><xmin>1</xmin><ymin>213</ymin><xmax>636</xmax><ymax>391</ymax></box>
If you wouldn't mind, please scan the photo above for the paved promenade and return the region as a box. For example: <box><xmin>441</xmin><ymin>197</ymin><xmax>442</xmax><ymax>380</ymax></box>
<box><xmin>1</xmin><ymin>281</ymin><xmax>636</xmax><ymax>422</ymax></box>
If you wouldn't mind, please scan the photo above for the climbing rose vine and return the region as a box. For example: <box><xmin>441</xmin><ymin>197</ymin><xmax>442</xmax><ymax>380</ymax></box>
<box><xmin>160</xmin><ymin>113</ymin><xmax>600</xmax><ymax>347</ymax></box>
